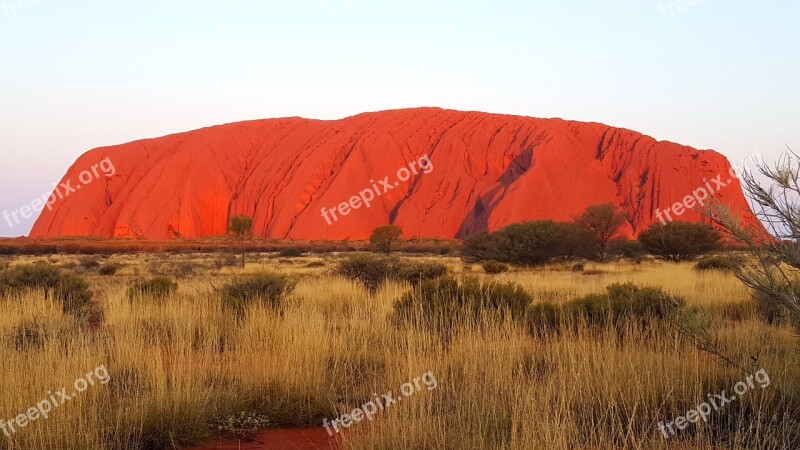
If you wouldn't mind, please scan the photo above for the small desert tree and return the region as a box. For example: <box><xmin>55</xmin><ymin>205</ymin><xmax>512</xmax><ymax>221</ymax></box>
<box><xmin>229</xmin><ymin>215</ymin><xmax>254</xmax><ymax>268</ymax></box>
<box><xmin>575</xmin><ymin>203</ymin><xmax>628</xmax><ymax>261</ymax></box>
<box><xmin>638</xmin><ymin>221</ymin><xmax>721</xmax><ymax>262</ymax></box>
<box><xmin>708</xmin><ymin>150</ymin><xmax>800</xmax><ymax>332</ymax></box>
<box><xmin>370</xmin><ymin>225</ymin><xmax>402</xmax><ymax>253</ymax></box>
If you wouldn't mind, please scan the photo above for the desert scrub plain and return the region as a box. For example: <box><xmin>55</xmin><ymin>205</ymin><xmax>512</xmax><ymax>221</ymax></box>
<box><xmin>0</xmin><ymin>252</ymin><xmax>797</xmax><ymax>450</ymax></box>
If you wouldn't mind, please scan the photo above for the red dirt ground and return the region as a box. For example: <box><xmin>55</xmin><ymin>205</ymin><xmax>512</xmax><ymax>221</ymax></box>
<box><xmin>185</xmin><ymin>428</ymin><xmax>337</xmax><ymax>450</ymax></box>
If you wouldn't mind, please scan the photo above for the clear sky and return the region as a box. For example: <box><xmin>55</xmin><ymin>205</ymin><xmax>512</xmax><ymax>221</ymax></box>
<box><xmin>0</xmin><ymin>0</ymin><xmax>798</xmax><ymax>237</ymax></box>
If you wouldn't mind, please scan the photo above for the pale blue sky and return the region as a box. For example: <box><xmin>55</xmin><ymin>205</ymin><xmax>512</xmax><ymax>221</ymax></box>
<box><xmin>0</xmin><ymin>0</ymin><xmax>798</xmax><ymax>236</ymax></box>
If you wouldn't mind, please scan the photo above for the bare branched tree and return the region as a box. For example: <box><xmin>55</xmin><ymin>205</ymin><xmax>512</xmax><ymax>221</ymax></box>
<box><xmin>706</xmin><ymin>149</ymin><xmax>800</xmax><ymax>333</ymax></box>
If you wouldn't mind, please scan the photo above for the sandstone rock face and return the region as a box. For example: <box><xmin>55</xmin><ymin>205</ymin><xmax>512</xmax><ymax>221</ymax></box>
<box><xmin>30</xmin><ymin>108</ymin><xmax>759</xmax><ymax>240</ymax></box>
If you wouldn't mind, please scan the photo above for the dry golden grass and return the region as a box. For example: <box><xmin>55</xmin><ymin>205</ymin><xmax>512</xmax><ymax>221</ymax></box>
<box><xmin>0</xmin><ymin>253</ymin><xmax>796</xmax><ymax>449</ymax></box>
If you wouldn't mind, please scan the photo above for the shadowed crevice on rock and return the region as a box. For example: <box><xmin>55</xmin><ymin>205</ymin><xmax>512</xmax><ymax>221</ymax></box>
<box><xmin>457</xmin><ymin>145</ymin><xmax>535</xmax><ymax>238</ymax></box>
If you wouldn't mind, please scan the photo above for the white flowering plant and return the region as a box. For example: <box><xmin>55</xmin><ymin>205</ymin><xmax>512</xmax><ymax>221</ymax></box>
<box><xmin>214</xmin><ymin>411</ymin><xmax>272</xmax><ymax>442</ymax></box>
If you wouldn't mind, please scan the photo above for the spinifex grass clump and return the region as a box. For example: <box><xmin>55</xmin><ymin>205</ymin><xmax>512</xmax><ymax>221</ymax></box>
<box><xmin>13</xmin><ymin>318</ymin><xmax>47</xmax><ymax>351</ymax></box>
<box><xmin>98</xmin><ymin>262</ymin><xmax>122</xmax><ymax>275</ymax></box>
<box><xmin>393</xmin><ymin>276</ymin><xmax>532</xmax><ymax>331</ymax></box>
<box><xmin>482</xmin><ymin>261</ymin><xmax>509</xmax><ymax>274</ymax></box>
<box><xmin>693</xmin><ymin>255</ymin><xmax>743</xmax><ymax>272</ymax></box>
<box><xmin>79</xmin><ymin>256</ymin><xmax>102</xmax><ymax>272</ymax></box>
<box><xmin>527</xmin><ymin>282</ymin><xmax>684</xmax><ymax>334</ymax></box>
<box><xmin>221</xmin><ymin>273</ymin><xmax>296</xmax><ymax>319</ymax></box>
<box><xmin>396</xmin><ymin>261</ymin><xmax>448</xmax><ymax>286</ymax></box>
<box><xmin>127</xmin><ymin>276</ymin><xmax>178</xmax><ymax>300</ymax></box>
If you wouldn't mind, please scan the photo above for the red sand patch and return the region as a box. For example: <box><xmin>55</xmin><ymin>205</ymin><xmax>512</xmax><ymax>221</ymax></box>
<box><xmin>186</xmin><ymin>428</ymin><xmax>337</xmax><ymax>450</ymax></box>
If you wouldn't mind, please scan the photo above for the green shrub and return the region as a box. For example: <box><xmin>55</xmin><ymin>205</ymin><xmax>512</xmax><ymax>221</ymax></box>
<box><xmin>396</xmin><ymin>261</ymin><xmax>448</xmax><ymax>285</ymax></box>
<box><xmin>335</xmin><ymin>254</ymin><xmax>397</xmax><ymax>293</ymax></box>
<box><xmin>572</xmin><ymin>282</ymin><xmax>683</xmax><ymax>325</ymax></box>
<box><xmin>279</xmin><ymin>247</ymin><xmax>304</xmax><ymax>258</ymax></box>
<box><xmin>98</xmin><ymin>263</ymin><xmax>122</xmax><ymax>276</ymax></box>
<box><xmin>79</xmin><ymin>257</ymin><xmax>101</xmax><ymax>271</ymax></box>
<box><xmin>461</xmin><ymin>232</ymin><xmax>499</xmax><ymax>263</ymax></box>
<box><xmin>0</xmin><ymin>264</ymin><xmax>93</xmax><ymax>313</ymax></box>
<box><xmin>462</xmin><ymin>221</ymin><xmax>574</xmax><ymax>265</ymax></box>
<box><xmin>393</xmin><ymin>276</ymin><xmax>532</xmax><ymax>330</ymax></box>
<box><xmin>56</xmin><ymin>272</ymin><xmax>94</xmax><ymax>312</ymax></box>
<box><xmin>482</xmin><ymin>261</ymin><xmax>509</xmax><ymax>274</ymax></box>
<box><xmin>638</xmin><ymin>221</ymin><xmax>722</xmax><ymax>262</ymax></box>
<box><xmin>527</xmin><ymin>282</ymin><xmax>683</xmax><ymax>333</ymax></box>
<box><xmin>678</xmin><ymin>306</ymin><xmax>713</xmax><ymax>334</ymax></box>
<box><xmin>221</xmin><ymin>273</ymin><xmax>295</xmax><ymax>318</ymax></box>
<box><xmin>336</xmin><ymin>255</ymin><xmax>448</xmax><ymax>291</ymax></box>
<box><xmin>0</xmin><ymin>263</ymin><xmax>61</xmax><ymax>293</ymax></box>
<box><xmin>525</xmin><ymin>302</ymin><xmax>563</xmax><ymax>332</ymax></box>
<box><xmin>436</xmin><ymin>246</ymin><xmax>453</xmax><ymax>255</ymax></box>
<box><xmin>127</xmin><ymin>277</ymin><xmax>178</xmax><ymax>300</ymax></box>
<box><xmin>608</xmin><ymin>239</ymin><xmax>646</xmax><ymax>260</ymax></box>
<box><xmin>694</xmin><ymin>255</ymin><xmax>742</xmax><ymax>272</ymax></box>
